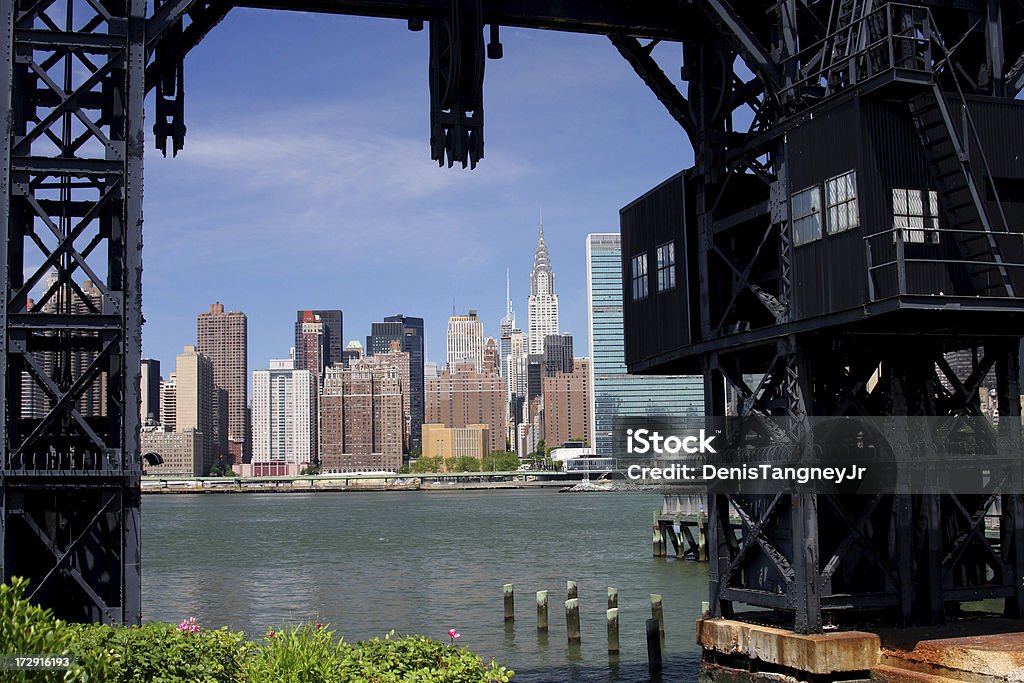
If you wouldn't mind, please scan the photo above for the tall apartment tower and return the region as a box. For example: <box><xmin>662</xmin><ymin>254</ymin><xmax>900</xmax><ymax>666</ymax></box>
<box><xmin>295</xmin><ymin>309</ymin><xmax>343</xmax><ymax>373</ymax></box>
<box><xmin>426</xmin><ymin>363</ymin><xmax>507</xmax><ymax>453</ymax></box>
<box><xmin>586</xmin><ymin>234</ymin><xmax>703</xmax><ymax>457</ymax></box>
<box><xmin>197</xmin><ymin>302</ymin><xmax>248</xmax><ymax>463</ymax></box>
<box><xmin>320</xmin><ymin>361</ymin><xmax>405</xmax><ymax>473</ymax></box>
<box><xmin>367</xmin><ymin>315</ymin><xmax>425</xmax><ymax>449</ymax></box>
<box><xmin>542</xmin><ymin>358</ymin><xmax>591</xmax><ymax>448</ymax></box>
<box><xmin>294</xmin><ymin>311</ymin><xmax>326</xmax><ymax>376</ymax></box>
<box><xmin>528</xmin><ymin>220</ymin><xmax>559</xmax><ymax>355</ymax></box>
<box><xmin>446</xmin><ymin>310</ymin><xmax>484</xmax><ymax>372</ymax></box>
<box><xmin>175</xmin><ymin>346</ymin><xmax>216</xmax><ymax>473</ymax></box>
<box><xmin>363</xmin><ymin>340</ymin><xmax>412</xmax><ymax>452</ymax></box>
<box><xmin>140</xmin><ymin>359</ymin><xmax>161</xmax><ymax>427</ymax></box>
<box><xmin>251</xmin><ymin>358</ymin><xmax>318</xmax><ymax>466</ymax></box>
<box><xmin>159</xmin><ymin>374</ymin><xmax>176</xmax><ymax>432</ymax></box>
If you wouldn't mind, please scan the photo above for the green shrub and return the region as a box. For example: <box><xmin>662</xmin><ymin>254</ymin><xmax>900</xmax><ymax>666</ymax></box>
<box><xmin>243</xmin><ymin>625</ymin><xmax>349</xmax><ymax>683</ymax></box>
<box><xmin>245</xmin><ymin>628</ymin><xmax>512</xmax><ymax>683</ymax></box>
<box><xmin>0</xmin><ymin>576</ymin><xmax>93</xmax><ymax>682</ymax></box>
<box><xmin>338</xmin><ymin>632</ymin><xmax>513</xmax><ymax>683</ymax></box>
<box><xmin>2</xmin><ymin>578</ymin><xmax>512</xmax><ymax>682</ymax></box>
<box><xmin>67</xmin><ymin>621</ymin><xmax>247</xmax><ymax>683</ymax></box>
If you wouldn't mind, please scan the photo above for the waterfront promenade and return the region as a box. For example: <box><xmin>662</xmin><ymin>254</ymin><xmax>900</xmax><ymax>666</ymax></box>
<box><xmin>141</xmin><ymin>471</ymin><xmax>589</xmax><ymax>494</ymax></box>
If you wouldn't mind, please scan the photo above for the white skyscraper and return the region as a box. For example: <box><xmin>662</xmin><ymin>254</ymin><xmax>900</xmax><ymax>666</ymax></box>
<box><xmin>528</xmin><ymin>220</ymin><xmax>559</xmax><ymax>355</ymax></box>
<box><xmin>505</xmin><ymin>329</ymin><xmax>528</xmax><ymax>402</ymax></box>
<box><xmin>251</xmin><ymin>358</ymin><xmax>318</xmax><ymax>465</ymax></box>
<box><xmin>446</xmin><ymin>310</ymin><xmax>485</xmax><ymax>372</ymax></box>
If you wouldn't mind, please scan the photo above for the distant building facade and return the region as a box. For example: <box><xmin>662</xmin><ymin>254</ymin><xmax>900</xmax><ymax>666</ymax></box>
<box><xmin>362</xmin><ymin>341</ymin><xmax>412</xmax><ymax>452</ymax></box>
<box><xmin>140</xmin><ymin>358</ymin><xmax>161</xmax><ymax>427</ymax></box>
<box><xmin>367</xmin><ymin>315</ymin><xmax>425</xmax><ymax>448</ymax></box>
<box><xmin>159</xmin><ymin>374</ymin><xmax>176</xmax><ymax>432</ymax></box>
<box><xmin>446</xmin><ymin>311</ymin><xmax>484</xmax><ymax>372</ymax></box>
<box><xmin>175</xmin><ymin>345</ymin><xmax>216</xmax><ymax>473</ymax></box>
<box><xmin>294</xmin><ymin>310</ymin><xmax>327</xmax><ymax>377</ymax></box>
<box><xmin>421</xmin><ymin>423</ymin><xmax>490</xmax><ymax>464</ymax></box>
<box><xmin>319</xmin><ymin>360</ymin><xmax>405</xmax><ymax>473</ymax></box>
<box><xmin>426</xmin><ymin>363</ymin><xmax>506</xmax><ymax>453</ymax></box>
<box><xmin>197</xmin><ymin>302</ymin><xmax>248</xmax><ymax>463</ymax></box>
<box><xmin>251</xmin><ymin>358</ymin><xmax>318</xmax><ymax>467</ymax></box>
<box><xmin>542</xmin><ymin>358</ymin><xmax>591</xmax><ymax>449</ymax></box>
<box><xmin>543</xmin><ymin>333</ymin><xmax>573</xmax><ymax>377</ymax></box>
<box><xmin>141</xmin><ymin>427</ymin><xmax>203</xmax><ymax>477</ymax></box>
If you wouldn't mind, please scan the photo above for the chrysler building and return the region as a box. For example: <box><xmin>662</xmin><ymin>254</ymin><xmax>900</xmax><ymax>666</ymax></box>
<box><xmin>528</xmin><ymin>220</ymin><xmax>559</xmax><ymax>355</ymax></box>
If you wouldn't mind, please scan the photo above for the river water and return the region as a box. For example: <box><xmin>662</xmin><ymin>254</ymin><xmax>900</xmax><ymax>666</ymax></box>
<box><xmin>141</xmin><ymin>489</ymin><xmax>706</xmax><ymax>681</ymax></box>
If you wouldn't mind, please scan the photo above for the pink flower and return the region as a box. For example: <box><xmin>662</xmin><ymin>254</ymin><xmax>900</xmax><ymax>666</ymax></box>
<box><xmin>267</xmin><ymin>629</ymin><xmax>276</xmax><ymax>638</ymax></box>
<box><xmin>177</xmin><ymin>617</ymin><xmax>199</xmax><ymax>633</ymax></box>
<box><xmin>448</xmin><ymin>628</ymin><xmax>457</xmax><ymax>638</ymax></box>
<box><xmin>315</xmin><ymin>623</ymin><xmax>323</xmax><ymax>628</ymax></box>
<box><xmin>448</xmin><ymin>628</ymin><xmax>461</xmax><ymax>644</ymax></box>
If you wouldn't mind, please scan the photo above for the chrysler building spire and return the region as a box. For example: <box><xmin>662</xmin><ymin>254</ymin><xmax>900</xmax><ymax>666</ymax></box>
<box><xmin>528</xmin><ymin>216</ymin><xmax>559</xmax><ymax>355</ymax></box>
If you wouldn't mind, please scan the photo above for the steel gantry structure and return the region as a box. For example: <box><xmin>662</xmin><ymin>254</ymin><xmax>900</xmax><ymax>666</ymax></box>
<box><xmin>4</xmin><ymin>0</ymin><xmax>1024</xmax><ymax>631</ymax></box>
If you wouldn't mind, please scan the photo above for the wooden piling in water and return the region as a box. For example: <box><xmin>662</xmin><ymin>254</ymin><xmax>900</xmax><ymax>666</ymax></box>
<box><xmin>503</xmin><ymin>583</ymin><xmax>514</xmax><ymax>622</ymax></box>
<box><xmin>607</xmin><ymin>586</ymin><xmax>618</xmax><ymax>610</ymax></box>
<box><xmin>652</xmin><ymin>511</ymin><xmax>665</xmax><ymax>556</ymax></box>
<box><xmin>536</xmin><ymin>590</ymin><xmax>548</xmax><ymax>631</ymax></box>
<box><xmin>566</xmin><ymin>598</ymin><xmax>581</xmax><ymax>643</ymax></box>
<box><xmin>567</xmin><ymin>580</ymin><xmax>578</xmax><ymax>600</ymax></box>
<box><xmin>651</xmin><ymin>593</ymin><xmax>664</xmax><ymax>636</ymax></box>
<box><xmin>606</xmin><ymin>608</ymin><xmax>619</xmax><ymax>655</ymax></box>
<box><xmin>646</xmin><ymin>618</ymin><xmax>662</xmax><ymax>671</ymax></box>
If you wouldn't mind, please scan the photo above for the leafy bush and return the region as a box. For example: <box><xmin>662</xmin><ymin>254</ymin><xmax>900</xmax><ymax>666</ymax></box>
<box><xmin>337</xmin><ymin>632</ymin><xmax>513</xmax><ymax>683</ymax></box>
<box><xmin>0</xmin><ymin>577</ymin><xmax>93</xmax><ymax>682</ymax></box>
<box><xmin>245</xmin><ymin>627</ymin><xmax>512</xmax><ymax>683</ymax></box>
<box><xmin>68</xmin><ymin>621</ymin><xmax>247</xmax><ymax>683</ymax></box>
<box><xmin>2</xmin><ymin>578</ymin><xmax>512</xmax><ymax>682</ymax></box>
<box><xmin>243</xmin><ymin>625</ymin><xmax>349</xmax><ymax>683</ymax></box>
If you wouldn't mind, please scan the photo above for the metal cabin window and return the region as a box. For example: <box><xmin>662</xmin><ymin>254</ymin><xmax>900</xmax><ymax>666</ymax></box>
<box><xmin>825</xmin><ymin>170</ymin><xmax>859</xmax><ymax>234</ymax></box>
<box><xmin>656</xmin><ymin>242</ymin><xmax>675</xmax><ymax>292</ymax></box>
<box><xmin>893</xmin><ymin>188</ymin><xmax>940</xmax><ymax>244</ymax></box>
<box><xmin>792</xmin><ymin>186</ymin><xmax>822</xmax><ymax>246</ymax></box>
<box><xmin>631</xmin><ymin>253</ymin><xmax>648</xmax><ymax>301</ymax></box>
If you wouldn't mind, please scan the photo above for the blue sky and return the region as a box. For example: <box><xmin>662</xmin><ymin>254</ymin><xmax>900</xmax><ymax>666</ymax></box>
<box><xmin>141</xmin><ymin>9</ymin><xmax>696</xmax><ymax>374</ymax></box>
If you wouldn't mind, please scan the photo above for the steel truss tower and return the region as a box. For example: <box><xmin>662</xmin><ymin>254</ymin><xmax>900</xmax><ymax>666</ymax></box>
<box><xmin>1</xmin><ymin>0</ymin><xmax>144</xmax><ymax>622</ymax></box>
<box><xmin>5</xmin><ymin>0</ymin><xmax>1024</xmax><ymax>631</ymax></box>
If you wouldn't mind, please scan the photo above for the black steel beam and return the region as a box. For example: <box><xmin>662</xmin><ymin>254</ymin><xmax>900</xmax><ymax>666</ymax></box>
<box><xmin>220</xmin><ymin>0</ymin><xmax>698</xmax><ymax>39</ymax></box>
<box><xmin>608</xmin><ymin>35</ymin><xmax>697</xmax><ymax>145</ymax></box>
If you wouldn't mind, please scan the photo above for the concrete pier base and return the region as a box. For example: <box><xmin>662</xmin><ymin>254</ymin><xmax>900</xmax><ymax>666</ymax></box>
<box><xmin>698</xmin><ymin>618</ymin><xmax>879</xmax><ymax>682</ymax></box>
<box><xmin>874</xmin><ymin>621</ymin><xmax>1024</xmax><ymax>682</ymax></box>
<box><xmin>699</xmin><ymin>617</ymin><xmax>1024</xmax><ymax>683</ymax></box>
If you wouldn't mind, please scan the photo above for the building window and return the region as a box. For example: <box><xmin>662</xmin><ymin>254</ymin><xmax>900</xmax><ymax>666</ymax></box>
<box><xmin>656</xmin><ymin>242</ymin><xmax>676</xmax><ymax>292</ymax></box>
<box><xmin>825</xmin><ymin>170</ymin><xmax>859</xmax><ymax>234</ymax></box>
<box><xmin>792</xmin><ymin>185</ymin><xmax>822</xmax><ymax>246</ymax></box>
<box><xmin>893</xmin><ymin>188</ymin><xmax>940</xmax><ymax>244</ymax></box>
<box><xmin>631</xmin><ymin>253</ymin><xmax>648</xmax><ymax>301</ymax></box>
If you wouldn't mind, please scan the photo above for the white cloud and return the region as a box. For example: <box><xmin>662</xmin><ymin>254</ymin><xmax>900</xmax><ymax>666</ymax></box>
<box><xmin>144</xmin><ymin>103</ymin><xmax>530</xmax><ymax>270</ymax></box>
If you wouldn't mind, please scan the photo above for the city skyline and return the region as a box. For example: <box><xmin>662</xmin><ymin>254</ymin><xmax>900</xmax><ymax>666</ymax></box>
<box><xmin>137</xmin><ymin>13</ymin><xmax>695</xmax><ymax>376</ymax></box>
